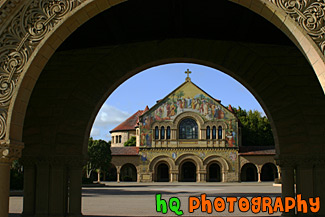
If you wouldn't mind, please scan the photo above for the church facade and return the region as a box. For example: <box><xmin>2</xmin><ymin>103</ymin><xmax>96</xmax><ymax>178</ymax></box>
<box><xmin>109</xmin><ymin>73</ymin><xmax>278</xmax><ymax>183</ymax></box>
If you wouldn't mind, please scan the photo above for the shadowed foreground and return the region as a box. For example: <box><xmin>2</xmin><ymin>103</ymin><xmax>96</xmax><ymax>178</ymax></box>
<box><xmin>10</xmin><ymin>182</ymin><xmax>281</xmax><ymax>216</ymax></box>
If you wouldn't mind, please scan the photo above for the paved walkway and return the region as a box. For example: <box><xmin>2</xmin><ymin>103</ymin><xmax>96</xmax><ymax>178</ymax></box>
<box><xmin>10</xmin><ymin>182</ymin><xmax>281</xmax><ymax>216</ymax></box>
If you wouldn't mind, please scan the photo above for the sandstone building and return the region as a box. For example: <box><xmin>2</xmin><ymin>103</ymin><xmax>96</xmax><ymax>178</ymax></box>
<box><xmin>109</xmin><ymin>72</ymin><xmax>278</xmax><ymax>182</ymax></box>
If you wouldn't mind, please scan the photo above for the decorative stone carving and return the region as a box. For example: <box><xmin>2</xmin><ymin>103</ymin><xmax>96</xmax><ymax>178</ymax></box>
<box><xmin>0</xmin><ymin>0</ymin><xmax>85</xmax><ymax>140</ymax></box>
<box><xmin>270</xmin><ymin>0</ymin><xmax>325</xmax><ymax>53</ymax></box>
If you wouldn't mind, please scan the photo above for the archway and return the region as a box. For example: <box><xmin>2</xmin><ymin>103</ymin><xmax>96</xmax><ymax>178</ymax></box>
<box><xmin>156</xmin><ymin>163</ymin><xmax>170</xmax><ymax>182</ymax></box>
<box><xmin>261</xmin><ymin>163</ymin><xmax>278</xmax><ymax>182</ymax></box>
<box><xmin>241</xmin><ymin>163</ymin><xmax>258</xmax><ymax>182</ymax></box>
<box><xmin>207</xmin><ymin>163</ymin><xmax>221</xmax><ymax>182</ymax></box>
<box><xmin>120</xmin><ymin>164</ymin><xmax>137</xmax><ymax>182</ymax></box>
<box><xmin>1</xmin><ymin>0</ymin><xmax>325</xmax><ymax>216</ymax></box>
<box><xmin>180</xmin><ymin>161</ymin><xmax>197</xmax><ymax>182</ymax></box>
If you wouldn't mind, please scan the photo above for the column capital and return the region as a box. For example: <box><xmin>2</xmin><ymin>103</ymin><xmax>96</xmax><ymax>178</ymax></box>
<box><xmin>0</xmin><ymin>139</ymin><xmax>24</xmax><ymax>163</ymax></box>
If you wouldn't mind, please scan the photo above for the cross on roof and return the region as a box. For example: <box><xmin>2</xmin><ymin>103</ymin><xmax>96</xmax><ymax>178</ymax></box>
<box><xmin>185</xmin><ymin>69</ymin><xmax>192</xmax><ymax>82</ymax></box>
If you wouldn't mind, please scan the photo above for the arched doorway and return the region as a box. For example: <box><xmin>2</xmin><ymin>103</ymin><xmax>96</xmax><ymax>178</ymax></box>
<box><xmin>120</xmin><ymin>164</ymin><xmax>137</xmax><ymax>182</ymax></box>
<box><xmin>156</xmin><ymin>163</ymin><xmax>169</xmax><ymax>182</ymax></box>
<box><xmin>261</xmin><ymin>163</ymin><xmax>278</xmax><ymax>181</ymax></box>
<box><xmin>180</xmin><ymin>161</ymin><xmax>197</xmax><ymax>182</ymax></box>
<box><xmin>241</xmin><ymin>163</ymin><xmax>258</xmax><ymax>182</ymax></box>
<box><xmin>207</xmin><ymin>163</ymin><xmax>221</xmax><ymax>182</ymax></box>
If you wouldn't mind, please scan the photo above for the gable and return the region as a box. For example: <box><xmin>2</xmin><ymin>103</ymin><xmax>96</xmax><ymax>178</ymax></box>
<box><xmin>139</xmin><ymin>81</ymin><xmax>239</xmax><ymax>147</ymax></box>
<box><xmin>141</xmin><ymin>81</ymin><xmax>236</xmax><ymax>123</ymax></box>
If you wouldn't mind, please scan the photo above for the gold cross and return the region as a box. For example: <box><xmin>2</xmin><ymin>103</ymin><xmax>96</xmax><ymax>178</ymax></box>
<box><xmin>185</xmin><ymin>69</ymin><xmax>192</xmax><ymax>81</ymax></box>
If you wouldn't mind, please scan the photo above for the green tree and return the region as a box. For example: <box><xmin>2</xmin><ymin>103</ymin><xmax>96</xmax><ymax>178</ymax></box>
<box><xmin>232</xmin><ymin>106</ymin><xmax>274</xmax><ymax>146</ymax></box>
<box><xmin>124</xmin><ymin>136</ymin><xmax>136</xmax><ymax>146</ymax></box>
<box><xmin>86</xmin><ymin>137</ymin><xmax>112</xmax><ymax>182</ymax></box>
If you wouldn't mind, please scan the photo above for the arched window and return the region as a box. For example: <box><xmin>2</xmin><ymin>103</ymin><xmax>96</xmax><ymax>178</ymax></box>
<box><xmin>119</xmin><ymin>135</ymin><xmax>122</xmax><ymax>143</ymax></box>
<box><xmin>167</xmin><ymin>126</ymin><xmax>171</xmax><ymax>140</ymax></box>
<box><xmin>116</xmin><ymin>136</ymin><xmax>118</xmax><ymax>143</ymax></box>
<box><xmin>179</xmin><ymin>118</ymin><xmax>198</xmax><ymax>139</ymax></box>
<box><xmin>161</xmin><ymin>126</ymin><xmax>165</xmax><ymax>139</ymax></box>
<box><xmin>212</xmin><ymin>126</ymin><xmax>216</xmax><ymax>139</ymax></box>
<box><xmin>206</xmin><ymin>126</ymin><xmax>210</xmax><ymax>139</ymax></box>
<box><xmin>112</xmin><ymin>137</ymin><xmax>114</xmax><ymax>143</ymax></box>
<box><xmin>155</xmin><ymin>126</ymin><xmax>159</xmax><ymax>140</ymax></box>
<box><xmin>218</xmin><ymin>126</ymin><xmax>222</xmax><ymax>139</ymax></box>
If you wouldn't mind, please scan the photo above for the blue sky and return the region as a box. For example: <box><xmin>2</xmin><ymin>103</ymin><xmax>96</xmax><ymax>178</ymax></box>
<box><xmin>90</xmin><ymin>63</ymin><xmax>265</xmax><ymax>141</ymax></box>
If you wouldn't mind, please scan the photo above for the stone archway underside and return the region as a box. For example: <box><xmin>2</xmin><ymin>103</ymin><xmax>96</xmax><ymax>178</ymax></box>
<box><xmin>0</xmin><ymin>0</ymin><xmax>325</xmax><ymax>216</ymax></box>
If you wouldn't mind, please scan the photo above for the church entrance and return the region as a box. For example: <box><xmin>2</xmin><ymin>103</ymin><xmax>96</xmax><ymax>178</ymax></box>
<box><xmin>120</xmin><ymin>164</ymin><xmax>137</xmax><ymax>182</ymax></box>
<box><xmin>156</xmin><ymin>163</ymin><xmax>169</xmax><ymax>182</ymax></box>
<box><xmin>180</xmin><ymin>161</ymin><xmax>196</xmax><ymax>182</ymax></box>
<box><xmin>241</xmin><ymin>163</ymin><xmax>258</xmax><ymax>182</ymax></box>
<box><xmin>261</xmin><ymin>163</ymin><xmax>278</xmax><ymax>181</ymax></box>
<box><xmin>208</xmin><ymin>163</ymin><xmax>221</xmax><ymax>182</ymax></box>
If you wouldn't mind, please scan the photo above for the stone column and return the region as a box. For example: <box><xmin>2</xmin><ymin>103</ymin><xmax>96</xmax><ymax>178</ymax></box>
<box><xmin>22</xmin><ymin>159</ymin><xmax>36</xmax><ymax>217</ymax></box>
<box><xmin>68</xmin><ymin>159</ymin><xmax>84</xmax><ymax>217</ymax></box>
<box><xmin>0</xmin><ymin>160</ymin><xmax>11</xmax><ymax>217</ymax></box>
<box><xmin>117</xmin><ymin>166</ymin><xmax>121</xmax><ymax>183</ymax></box>
<box><xmin>279</xmin><ymin>161</ymin><xmax>295</xmax><ymax>216</ymax></box>
<box><xmin>35</xmin><ymin>162</ymin><xmax>50</xmax><ymax>216</ymax></box>
<box><xmin>222</xmin><ymin>171</ymin><xmax>226</xmax><ymax>182</ymax></box>
<box><xmin>258</xmin><ymin>171</ymin><xmax>261</xmax><ymax>182</ymax></box>
<box><xmin>171</xmin><ymin>129</ymin><xmax>177</xmax><ymax>140</ymax></box>
<box><xmin>314</xmin><ymin>161</ymin><xmax>325</xmax><ymax>216</ymax></box>
<box><xmin>0</xmin><ymin>143</ymin><xmax>23</xmax><ymax>217</ymax></box>
<box><xmin>137</xmin><ymin>168</ymin><xmax>140</xmax><ymax>182</ymax></box>
<box><xmin>199</xmin><ymin>170</ymin><xmax>206</xmax><ymax>182</ymax></box>
<box><xmin>171</xmin><ymin>170</ymin><xmax>178</xmax><ymax>182</ymax></box>
<box><xmin>196</xmin><ymin>171</ymin><xmax>200</xmax><ymax>182</ymax></box>
<box><xmin>49</xmin><ymin>162</ymin><xmax>68</xmax><ymax>217</ymax></box>
<box><xmin>277</xmin><ymin>166</ymin><xmax>281</xmax><ymax>181</ymax></box>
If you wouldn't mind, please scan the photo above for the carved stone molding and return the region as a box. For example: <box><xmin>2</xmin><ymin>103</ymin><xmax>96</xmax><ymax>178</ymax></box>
<box><xmin>0</xmin><ymin>0</ymin><xmax>86</xmax><ymax>140</ymax></box>
<box><xmin>270</xmin><ymin>0</ymin><xmax>325</xmax><ymax>53</ymax></box>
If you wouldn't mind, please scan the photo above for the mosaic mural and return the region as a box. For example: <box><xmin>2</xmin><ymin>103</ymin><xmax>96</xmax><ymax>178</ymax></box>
<box><xmin>139</xmin><ymin>81</ymin><xmax>238</xmax><ymax>147</ymax></box>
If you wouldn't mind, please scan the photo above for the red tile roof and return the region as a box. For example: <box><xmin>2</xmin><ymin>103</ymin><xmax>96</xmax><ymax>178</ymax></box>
<box><xmin>110</xmin><ymin>106</ymin><xmax>149</xmax><ymax>133</ymax></box>
<box><xmin>111</xmin><ymin>147</ymin><xmax>139</xmax><ymax>156</ymax></box>
<box><xmin>109</xmin><ymin>110</ymin><xmax>143</xmax><ymax>133</ymax></box>
<box><xmin>239</xmin><ymin>146</ymin><xmax>275</xmax><ymax>156</ymax></box>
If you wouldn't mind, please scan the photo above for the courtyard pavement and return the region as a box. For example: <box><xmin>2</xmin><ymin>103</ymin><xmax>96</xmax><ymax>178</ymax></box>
<box><xmin>10</xmin><ymin>182</ymin><xmax>281</xmax><ymax>217</ymax></box>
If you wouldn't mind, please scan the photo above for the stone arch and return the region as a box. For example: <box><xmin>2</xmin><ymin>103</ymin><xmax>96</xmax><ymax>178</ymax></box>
<box><xmin>179</xmin><ymin>160</ymin><xmax>197</xmax><ymax>182</ymax></box>
<box><xmin>120</xmin><ymin>163</ymin><xmax>137</xmax><ymax>182</ymax></box>
<box><xmin>2</xmin><ymin>0</ymin><xmax>325</xmax><ymax>146</ymax></box>
<box><xmin>261</xmin><ymin>162</ymin><xmax>278</xmax><ymax>181</ymax></box>
<box><xmin>172</xmin><ymin>111</ymin><xmax>205</xmax><ymax>129</ymax></box>
<box><xmin>241</xmin><ymin>163</ymin><xmax>258</xmax><ymax>182</ymax></box>
<box><xmin>149</xmin><ymin>155</ymin><xmax>175</xmax><ymax>172</ymax></box>
<box><xmin>155</xmin><ymin>162</ymin><xmax>170</xmax><ymax>182</ymax></box>
<box><xmin>207</xmin><ymin>162</ymin><xmax>222</xmax><ymax>182</ymax></box>
<box><xmin>203</xmin><ymin>155</ymin><xmax>230</xmax><ymax>172</ymax></box>
<box><xmin>175</xmin><ymin>153</ymin><xmax>204</xmax><ymax>170</ymax></box>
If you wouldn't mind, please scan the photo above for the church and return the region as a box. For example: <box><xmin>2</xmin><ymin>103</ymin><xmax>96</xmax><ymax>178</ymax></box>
<box><xmin>109</xmin><ymin>70</ymin><xmax>278</xmax><ymax>183</ymax></box>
